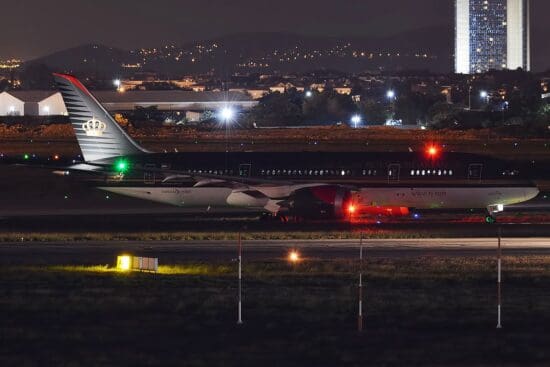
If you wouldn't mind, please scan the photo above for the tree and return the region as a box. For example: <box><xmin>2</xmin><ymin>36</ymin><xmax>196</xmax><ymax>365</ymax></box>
<box><xmin>0</xmin><ymin>78</ymin><xmax>9</xmax><ymax>91</ymax></box>
<box><xmin>428</xmin><ymin>102</ymin><xmax>461</xmax><ymax>128</ymax></box>
<box><xmin>302</xmin><ymin>90</ymin><xmax>356</xmax><ymax>123</ymax></box>
<box><xmin>358</xmin><ymin>99</ymin><xmax>387</xmax><ymax>125</ymax></box>
<box><xmin>395</xmin><ymin>92</ymin><xmax>445</xmax><ymax>125</ymax></box>
<box><xmin>245</xmin><ymin>91</ymin><xmax>303</xmax><ymax>127</ymax></box>
<box><xmin>130</xmin><ymin>106</ymin><xmax>164</xmax><ymax>122</ymax></box>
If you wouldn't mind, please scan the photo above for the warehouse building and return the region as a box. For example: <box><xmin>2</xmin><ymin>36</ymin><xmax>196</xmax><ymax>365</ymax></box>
<box><xmin>9</xmin><ymin>91</ymin><xmax>67</xmax><ymax>116</ymax></box>
<box><xmin>0</xmin><ymin>90</ymin><xmax>257</xmax><ymax>116</ymax></box>
<box><xmin>0</xmin><ymin>91</ymin><xmax>24</xmax><ymax>116</ymax></box>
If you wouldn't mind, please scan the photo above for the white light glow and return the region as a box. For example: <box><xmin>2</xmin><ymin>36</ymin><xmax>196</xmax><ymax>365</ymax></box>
<box><xmin>351</xmin><ymin>114</ymin><xmax>362</xmax><ymax>127</ymax></box>
<box><xmin>219</xmin><ymin>107</ymin><xmax>235</xmax><ymax>122</ymax></box>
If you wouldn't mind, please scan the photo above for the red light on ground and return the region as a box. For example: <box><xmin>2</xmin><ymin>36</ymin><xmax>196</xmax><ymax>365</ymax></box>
<box><xmin>348</xmin><ymin>204</ymin><xmax>356</xmax><ymax>214</ymax></box>
<box><xmin>426</xmin><ymin>145</ymin><xmax>440</xmax><ymax>158</ymax></box>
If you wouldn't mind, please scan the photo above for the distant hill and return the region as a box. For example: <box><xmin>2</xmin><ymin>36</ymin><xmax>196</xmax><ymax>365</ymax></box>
<box><xmin>26</xmin><ymin>28</ymin><xmax>453</xmax><ymax>76</ymax></box>
<box><xmin>26</xmin><ymin>44</ymin><xmax>138</xmax><ymax>76</ymax></box>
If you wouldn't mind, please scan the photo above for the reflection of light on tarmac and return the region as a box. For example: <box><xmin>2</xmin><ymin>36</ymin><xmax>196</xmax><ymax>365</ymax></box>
<box><xmin>49</xmin><ymin>265</ymin><xmax>221</xmax><ymax>275</ymax></box>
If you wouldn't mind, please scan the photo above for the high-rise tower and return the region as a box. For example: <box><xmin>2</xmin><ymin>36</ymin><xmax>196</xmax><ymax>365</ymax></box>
<box><xmin>455</xmin><ymin>0</ymin><xmax>530</xmax><ymax>74</ymax></box>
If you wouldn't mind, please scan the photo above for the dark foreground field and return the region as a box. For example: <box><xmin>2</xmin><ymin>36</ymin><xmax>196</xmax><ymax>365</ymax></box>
<box><xmin>2</xmin><ymin>256</ymin><xmax>550</xmax><ymax>366</ymax></box>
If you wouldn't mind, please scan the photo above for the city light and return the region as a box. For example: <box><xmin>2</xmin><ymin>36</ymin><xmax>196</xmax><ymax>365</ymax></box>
<box><xmin>351</xmin><ymin>114</ymin><xmax>362</xmax><ymax>128</ymax></box>
<box><xmin>305</xmin><ymin>90</ymin><xmax>313</xmax><ymax>98</ymax></box>
<box><xmin>387</xmin><ymin>90</ymin><xmax>396</xmax><ymax>99</ymax></box>
<box><xmin>348</xmin><ymin>204</ymin><xmax>357</xmax><ymax>214</ymax></box>
<box><xmin>113</xmin><ymin>79</ymin><xmax>121</xmax><ymax>88</ymax></box>
<box><xmin>480</xmin><ymin>90</ymin><xmax>488</xmax><ymax>99</ymax></box>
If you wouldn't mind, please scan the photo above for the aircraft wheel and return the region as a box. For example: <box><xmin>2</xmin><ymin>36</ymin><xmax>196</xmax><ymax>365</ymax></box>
<box><xmin>276</xmin><ymin>214</ymin><xmax>289</xmax><ymax>223</ymax></box>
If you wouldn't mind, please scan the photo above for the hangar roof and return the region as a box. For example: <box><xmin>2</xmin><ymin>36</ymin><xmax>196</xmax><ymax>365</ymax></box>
<box><xmin>7</xmin><ymin>90</ymin><xmax>253</xmax><ymax>103</ymax></box>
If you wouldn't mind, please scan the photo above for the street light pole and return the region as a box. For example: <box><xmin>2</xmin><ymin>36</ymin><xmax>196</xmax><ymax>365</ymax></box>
<box><xmin>387</xmin><ymin>90</ymin><xmax>396</xmax><ymax>121</ymax></box>
<box><xmin>237</xmin><ymin>232</ymin><xmax>243</xmax><ymax>325</ymax></box>
<box><xmin>496</xmin><ymin>227</ymin><xmax>502</xmax><ymax>329</ymax></box>
<box><xmin>219</xmin><ymin>107</ymin><xmax>235</xmax><ymax>170</ymax></box>
<box><xmin>358</xmin><ymin>232</ymin><xmax>364</xmax><ymax>332</ymax></box>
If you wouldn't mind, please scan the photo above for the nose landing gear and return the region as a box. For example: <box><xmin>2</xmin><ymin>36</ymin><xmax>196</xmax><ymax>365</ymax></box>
<box><xmin>486</xmin><ymin>204</ymin><xmax>505</xmax><ymax>224</ymax></box>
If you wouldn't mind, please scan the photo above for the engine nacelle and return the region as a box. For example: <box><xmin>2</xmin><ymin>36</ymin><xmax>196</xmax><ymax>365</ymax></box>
<box><xmin>287</xmin><ymin>186</ymin><xmax>353</xmax><ymax>219</ymax></box>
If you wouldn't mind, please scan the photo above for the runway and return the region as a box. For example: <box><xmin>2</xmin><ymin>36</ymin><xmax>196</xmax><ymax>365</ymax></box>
<box><xmin>2</xmin><ymin>237</ymin><xmax>550</xmax><ymax>266</ymax></box>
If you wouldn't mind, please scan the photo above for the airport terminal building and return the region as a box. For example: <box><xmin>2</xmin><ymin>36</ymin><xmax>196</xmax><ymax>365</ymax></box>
<box><xmin>455</xmin><ymin>0</ymin><xmax>530</xmax><ymax>74</ymax></box>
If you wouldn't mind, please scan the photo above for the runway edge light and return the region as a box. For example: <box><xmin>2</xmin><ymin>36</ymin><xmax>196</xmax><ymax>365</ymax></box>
<box><xmin>288</xmin><ymin>250</ymin><xmax>301</xmax><ymax>264</ymax></box>
<box><xmin>117</xmin><ymin>255</ymin><xmax>132</xmax><ymax>271</ymax></box>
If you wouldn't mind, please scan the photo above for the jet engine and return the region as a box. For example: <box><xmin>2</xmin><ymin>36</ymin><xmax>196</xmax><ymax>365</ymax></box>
<box><xmin>287</xmin><ymin>185</ymin><xmax>353</xmax><ymax>219</ymax></box>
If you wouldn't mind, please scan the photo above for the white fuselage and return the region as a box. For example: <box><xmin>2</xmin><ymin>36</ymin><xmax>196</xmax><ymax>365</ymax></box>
<box><xmin>99</xmin><ymin>185</ymin><xmax>539</xmax><ymax>213</ymax></box>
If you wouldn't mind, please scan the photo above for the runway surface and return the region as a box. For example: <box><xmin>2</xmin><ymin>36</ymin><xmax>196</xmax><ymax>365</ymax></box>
<box><xmin>2</xmin><ymin>238</ymin><xmax>550</xmax><ymax>265</ymax></box>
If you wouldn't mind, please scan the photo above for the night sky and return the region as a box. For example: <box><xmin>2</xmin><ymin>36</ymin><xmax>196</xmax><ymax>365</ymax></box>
<box><xmin>1</xmin><ymin>0</ymin><xmax>549</xmax><ymax>69</ymax></box>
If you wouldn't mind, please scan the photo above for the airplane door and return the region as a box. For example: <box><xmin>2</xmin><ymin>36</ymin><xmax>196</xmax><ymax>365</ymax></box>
<box><xmin>144</xmin><ymin>163</ymin><xmax>156</xmax><ymax>184</ymax></box>
<box><xmin>239</xmin><ymin>164</ymin><xmax>252</xmax><ymax>178</ymax></box>
<box><xmin>468</xmin><ymin>163</ymin><xmax>483</xmax><ymax>181</ymax></box>
<box><xmin>388</xmin><ymin>164</ymin><xmax>400</xmax><ymax>182</ymax></box>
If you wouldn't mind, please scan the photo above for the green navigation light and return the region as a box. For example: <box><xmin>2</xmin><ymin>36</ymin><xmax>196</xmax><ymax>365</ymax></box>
<box><xmin>115</xmin><ymin>159</ymin><xmax>129</xmax><ymax>173</ymax></box>
<box><xmin>23</xmin><ymin>154</ymin><xmax>30</xmax><ymax>160</ymax></box>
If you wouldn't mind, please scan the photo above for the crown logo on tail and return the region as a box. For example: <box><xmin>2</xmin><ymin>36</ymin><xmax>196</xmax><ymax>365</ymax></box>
<box><xmin>82</xmin><ymin>118</ymin><xmax>107</xmax><ymax>137</ymax></box>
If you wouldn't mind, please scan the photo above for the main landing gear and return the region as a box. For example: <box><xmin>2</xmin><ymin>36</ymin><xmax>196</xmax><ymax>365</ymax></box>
<box><xmin>260</xmin><ymin>212</ymin><xmax>289</xmax><ymax>223</ymax></box>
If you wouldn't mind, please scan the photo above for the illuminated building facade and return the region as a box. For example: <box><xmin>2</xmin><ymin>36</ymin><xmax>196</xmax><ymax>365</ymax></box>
<box><xmin>455</xmin><ymin>0</ymin><xmax>530</xmax><ymax>74</ymax></box>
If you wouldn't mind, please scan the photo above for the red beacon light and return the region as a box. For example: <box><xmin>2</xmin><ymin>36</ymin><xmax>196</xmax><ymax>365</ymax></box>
<box><xmin>426</xmin><ymin>145</ymin><xmax>440</xmax><ymax>158</ymax></box>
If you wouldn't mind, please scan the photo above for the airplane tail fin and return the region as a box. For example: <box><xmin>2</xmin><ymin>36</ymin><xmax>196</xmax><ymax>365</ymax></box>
<box><xmin>53</xmin><ymin>73</ymin><xmax>147</xmax><ymax>162</ymax></box>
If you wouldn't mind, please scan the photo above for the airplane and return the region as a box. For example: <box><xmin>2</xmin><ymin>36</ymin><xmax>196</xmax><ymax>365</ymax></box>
<box><xmin>15</xmin><ymin>73</ymin><xmax>545</xmax><ymax>223</ymax></box>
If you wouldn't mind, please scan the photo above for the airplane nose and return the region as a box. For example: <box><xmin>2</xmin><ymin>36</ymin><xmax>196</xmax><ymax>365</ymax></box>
<box><xmin>525</xmin><ymin>187</ymin><xmax>540</xmax><ymax>201</ymax></box>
